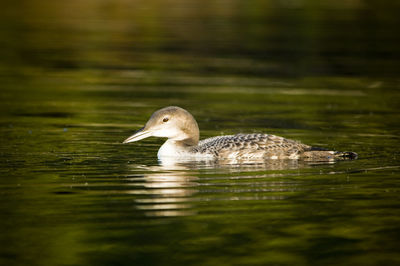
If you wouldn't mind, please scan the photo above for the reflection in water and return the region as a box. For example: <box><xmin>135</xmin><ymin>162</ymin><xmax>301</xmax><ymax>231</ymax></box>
<box><xmin>159</xmin><ymin>156</ymin><xmax>333</xmax><ymax>171</ymax></box>
<box><xmin>125</xmin><ymin>164</ymin><xmax>199</xmax><ymax>217</ymax></box>
<box><xmin>121</xmin><ymin>158</ymin><xmax>336</xmax><ymax>217</ymax></box>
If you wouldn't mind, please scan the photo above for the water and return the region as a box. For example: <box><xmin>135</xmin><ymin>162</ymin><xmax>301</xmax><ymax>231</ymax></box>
<box><xmin>1</xmin><ymin>1</ymin><xmax>400</xmax><ymax>265</ymax></box>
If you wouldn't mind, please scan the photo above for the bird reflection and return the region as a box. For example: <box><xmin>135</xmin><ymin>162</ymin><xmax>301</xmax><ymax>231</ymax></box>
<box><xmin>125</xmin><ymin>163</ymin><xmax>199</xmax><ymax>217</ymax></box>
<box><xmin>124</xmin><ymin>158</ymin><xmax>334</xmax><ymax>217</ymax></box>
<box><xmin>159</xmin><ymin>156</ymin><xmax>333</xmax><ymax>171</ymax></box>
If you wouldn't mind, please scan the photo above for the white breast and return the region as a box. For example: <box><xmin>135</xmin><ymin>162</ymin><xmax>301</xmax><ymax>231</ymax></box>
<box><xmin>157</xmin><ymin>140</ymin><xmax>214</xmax><ymax>159</ymax></box>
<box><xmin>158</xmin><ymin>140</ymin><xmax>182</xmax><ymax>158</ymax></box>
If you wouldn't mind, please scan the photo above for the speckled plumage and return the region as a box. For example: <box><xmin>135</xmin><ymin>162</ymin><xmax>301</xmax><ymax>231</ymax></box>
<box><xmin>192</xmin><ymin>133</ymin><xmax>309</xmax><ymax>159</ymax></box>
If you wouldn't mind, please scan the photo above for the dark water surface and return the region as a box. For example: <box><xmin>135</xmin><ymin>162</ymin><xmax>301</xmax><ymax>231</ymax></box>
<box><xmin>1</xmin><ymin>1</ymin><xmax>400</xmax><ymax>265</ymax></box>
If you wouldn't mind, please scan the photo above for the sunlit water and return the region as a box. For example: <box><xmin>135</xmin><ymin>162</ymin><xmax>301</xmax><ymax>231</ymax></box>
<box><xmin>1</xmin><ymin>1</ymin><xmax>400</xmax><ymax>265</ymax></box>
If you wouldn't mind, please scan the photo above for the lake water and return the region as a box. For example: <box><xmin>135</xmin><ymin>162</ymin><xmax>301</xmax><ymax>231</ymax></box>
<box><xmin>1</xmin><ymin>1</ymin><xmax>400</xmax><ymax>265</ymax></box>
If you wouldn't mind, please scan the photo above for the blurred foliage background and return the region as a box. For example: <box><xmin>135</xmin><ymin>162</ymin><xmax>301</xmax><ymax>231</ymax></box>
<box><xmin>1</xmin><ymin>0</ymin><xmax>400</xmax><ymax>79</ymax></box>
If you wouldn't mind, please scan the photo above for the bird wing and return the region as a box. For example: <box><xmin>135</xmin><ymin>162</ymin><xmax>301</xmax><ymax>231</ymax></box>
<box><xmin>194</xmin><ymin>133</ymin><xmax>310</xmax><ymax>159</ymax></box>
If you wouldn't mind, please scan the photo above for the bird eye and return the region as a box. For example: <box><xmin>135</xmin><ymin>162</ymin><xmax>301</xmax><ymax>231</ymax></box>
<box><xmin>163</xmin><ymin>117</ymin><xmax>169</xmax><ymax>123</ymax></box>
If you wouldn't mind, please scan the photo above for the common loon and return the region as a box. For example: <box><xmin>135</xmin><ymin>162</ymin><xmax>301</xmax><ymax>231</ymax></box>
<box><xmin>123</xmin><ymin>106</ymin><xmax>357</xmax><ymax>161</ymax></box>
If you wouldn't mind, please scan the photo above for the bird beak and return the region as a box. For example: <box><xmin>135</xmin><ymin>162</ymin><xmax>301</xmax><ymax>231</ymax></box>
<box><xmin>123</xmin><ymin>127</ymin><xmax>152</xmax><ymax>143</ymax></box>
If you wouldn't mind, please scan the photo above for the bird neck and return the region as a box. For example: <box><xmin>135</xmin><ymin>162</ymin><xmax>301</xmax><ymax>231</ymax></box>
<box><xmin>158</xmin><ymin>139</ymin><xmax>195</xmax><ymax>158</ymax></box>
<box><xmin>175</xmin><ymin>117</ymin><xmax>199</xmax><ymax>146</ymax></box>
<box><xmin>180</xmin><ymin>135</ymin><xmax>199</xmax><ymax>147</ymax></box>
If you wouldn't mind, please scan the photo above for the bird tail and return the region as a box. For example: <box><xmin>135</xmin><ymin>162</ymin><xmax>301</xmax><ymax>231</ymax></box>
<box><xmin>333</xmin><ymin>151</ymin><xmax>358</xmax><ymax>160</ymax></box>
<box><xmin>303</xmin><ymin>147</ymin><xmax>358</xmax><ymax>161</ymax></box>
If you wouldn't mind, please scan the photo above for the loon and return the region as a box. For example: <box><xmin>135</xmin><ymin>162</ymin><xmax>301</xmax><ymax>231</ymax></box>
<box><xmin>123</xmin><ymin>106</ymin><xmax>357</xmax><ymax>161</ymax></box>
